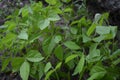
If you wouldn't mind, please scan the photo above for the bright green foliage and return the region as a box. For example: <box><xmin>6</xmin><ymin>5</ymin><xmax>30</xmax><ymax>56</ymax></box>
<box><xmin>26</xmin><ymin>50</ymin><xmax>44</xmax><ymax>62</ymax></box>
<box><xmin>20</xmin><ymin>61</ymin><xmax>30</xmax><ymax>80</ymax></box>
<box><xmin>0</xmin><ymin>0</ymin><xmax>120</xmax><ymax>80</ymax></box>
<box><xmin>64</xmin><ymin>41</ymin><xmax>80</xmax><ymax>50</ymax></box>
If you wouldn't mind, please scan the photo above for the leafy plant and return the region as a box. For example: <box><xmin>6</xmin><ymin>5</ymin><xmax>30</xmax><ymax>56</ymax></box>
<box><xmin>0</xmin><ymin>0</ymin><xmax>120</xmax><ymax>80</ymax></box>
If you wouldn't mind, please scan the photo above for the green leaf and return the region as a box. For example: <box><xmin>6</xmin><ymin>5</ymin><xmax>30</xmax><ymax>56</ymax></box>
<box><xmin>38</xmin><ymin>63</ymin><xmax>45</xmax><ymax>80</ymax></box>
<box><xmin>86</xmin><ymin>43</ymin><xmax>101</xmax><ymax>62</ymax></box>
<box><xmin>88</xmin><ymin>66</ymin><xmax>106</xmax><ymax>80</ymax></box>
<box><xmin>82</xmin><ymin>34</ymin><xmax>91</xmax><ymax>43</ymax></box>
<box><xmin>18</xmin><ymin>29</ymin><xmax>28</xmax><ymax>40</ymax></box>
<box><xmin>1</xmin><ymin>58</ymin><xmax>11</xmax><ymax>71</ymax></box>
<box><xmin>19</xmin><ymin>7</ymin><xmax>29</xmax><ymax>17</ymax></box>
<box><xmin>70</xmin><ymin>27</ymin><xmax>78</xmax><ymax>34</ymax></box>
<box><xmin>87</xmin><ymin>23</ymin><xmax>96</xmax><ymax>36</ymax></box>
<box><xmin>45</xmin><ymin>70</ymin><xmax>54</xmax><ymax>80</ymax></box>
<box><xmin>54</xmin><ymin>35</ymin><xmax>62</xmax><ymax>43</ymax></box>
<box><xmin>88</xmin><ymin>72</ymin><xmax>106</xmax><ymax>80</ymax></box>
<box><xmin>44</xmin><ymin>62</ymin><xmax>52</xmax><ymax>73</ymax></box>
<box><xmin>110</xmin><ymin>49</ymin><xmax>120</xmax><ymax>59</ymax></box>
<box><xmin>20</xmin><ymin>61</ymin><xmax>30</xmax><ymax>80</ymax></box>
<box><xmin>64</xmin><ymin>7</ymin><xmax>72</xmax><ymax>12</ymax></box>
<box><xmin>64</xmin><ymin>41</ymin><xmax>80</xmax><ymax>50</ymax></box>
<box><xmin>54</xmin><ymin>45</ymin><xmax>63</xmax><ymax>60</ymax></box>
<box><xmin>55</xmin><ymin>62</ymin><xmax>62</xmax><ymax>70</ymax></box>
<box><xmin>12</xmin><ymin>57</ymin><xmax>24</xmax><ymax>72</ymax></box>
<box><xmin>65</xmin><ymin>54</ymin><xmax>78</xmax><ymax>63</ymax></box>
<box><xmin>113</xmin><ymin>58</ymin><xmax>120</xmax><ymax>65</ymax></box>
<box><xmin>93</xmin><ymin>35</ymin><xmax>105</xmax><ymax>42</ymax></box>
<box><xmin>73</xmin><ymin>54</ymin><xmax>85</xmax><ymax>75</ymax></box>
<box><xmin>38</xmin><ymin>19</ymin><xmax>50</xmax><ymax>30</ymax></box>
<box><xmin>6</xmin><ymin>21</ymin><xmax>16</xmax><ymax>31</ymax></box>
<box><xmin>109</xmin><ymin>26</ymin><xmax>117</xmax><ymax>38</ymax></box>
<box><xmin>42</xmin><ymin>37</ymin><xmax>56</xmax><ymax>55</ymax></box>
<box><xmin>26</xmin><ymin>50</ymin><xmax>44</xmax><ymax>62</ymax></box>
<box><xmin>1</xmin><ymin>32</ymin><xmax>16</xmax><ymax>44</ymax></box>
<box><xmin>45</xmin><ymin>0</ymin><xmax>57</xmax><ymax>5</ymax></box>
<box><xmin>48</xmin><ymin>12</ymin><xmax>60</xmax><ymax>21</ymax></box>
<box><xmin>96</xmin><ymin>26</ymin><xmax>110</xmax><ymax>35</ymax></box>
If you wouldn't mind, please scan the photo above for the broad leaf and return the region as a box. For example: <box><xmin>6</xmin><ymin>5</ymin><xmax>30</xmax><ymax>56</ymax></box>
<box><xmin>64</xmin><ymin>41</ymin><xmax>80</xmax><ymax>50</ymax></box>
<box><xmin>18</xmin><ymin>29</ymin><xmax>28</xmax><ymax>40</ymax></box>
<box><xmin>96</xmin><ymin>26</ymin><xmax>110</xmax><ymax>35</ymax></box>
<box><xmin>20</xmin><ymin>61</ymin><xmax>30</xmax><ymax>80</ymax></box>
<box><xmin>54</xmin><ymin>45</ymin><xmax>63</xmax><ymax>60</ymax></box>
<box><xmin>54</xmin><ymin>35</ymin><xmax>62</xmax><ymax>43</ymax></box>
<box><xmin>38</xmin><ymin>19</ymin><xmax>50</xmax><ymax>30</ymax></box>
<box><xmin>26</xmin><ymin>50</ymin><xmax>44</xmax><ymax>62</ymax></box>
<box><xmin>48</xmin><ymin>12</ymin><xmax>60</xmax><ymax>21</ymax></box>
<box><xmin>44</xmin><ymin>62</ymin><xmax>52</xmax><ymax>73</ymax></box>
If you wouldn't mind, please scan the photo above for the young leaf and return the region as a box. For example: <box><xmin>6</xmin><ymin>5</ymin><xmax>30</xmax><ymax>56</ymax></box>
<box><xmin>65</xmin><ymin>54</ymin><xmax>78</xmax><ymax>63</ymax></box>
<box><xmin>48</xmin><ymin>12</ymin><xmax>60</xmax><ymax>21</ymax></box>
<box><xmin>38</xmin><ymin>19</ymin><xmax>50</xmax><ymax>30</ymax></box>
<box><xmin>26</xmin><ymin>50</ymin><xmax>44</xmax><ymax>62</ymax></box>
<box><xmin>64</xmin><ymin>41</ymin><xmax>80</xmax><ymax>50</ymax></box>
<box><xmin>20</xmin><ymin>61</ymin><xmax>30</xmax><ymax>80</ymax></box>
<box><xmin>54</xmin><ymin>35</ymin><xmax>62</xmax><ymax>43</ymax></box>
<box><xmin>44</xmin><ymin>62</ymin><xmax>52</xmax><ymax>73</ymax></box>
<box><xmin>18</xmin><ymin>29</ymin><xmax>28</xmax><ymax>40</ymax></box>
<box><xmin>73</xmin><ymin>54</ymin><xmax>85</xmax><ymax>75</ymax></box>
<box><xmin>94</xmin><ymin>13</ymin><xmax>101</xmax><ymax>24</ymax></box>
<box><xmin>54</xmin><ymin>45</ymin><xmax>63</xmax><ymax>61</ymax></box>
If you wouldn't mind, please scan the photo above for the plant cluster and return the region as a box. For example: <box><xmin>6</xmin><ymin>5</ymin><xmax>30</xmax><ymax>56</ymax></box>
<box><xmin>0</xmin><ymin>0</ymin><xmax>120</xmax><ymax>80</ymax></box>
